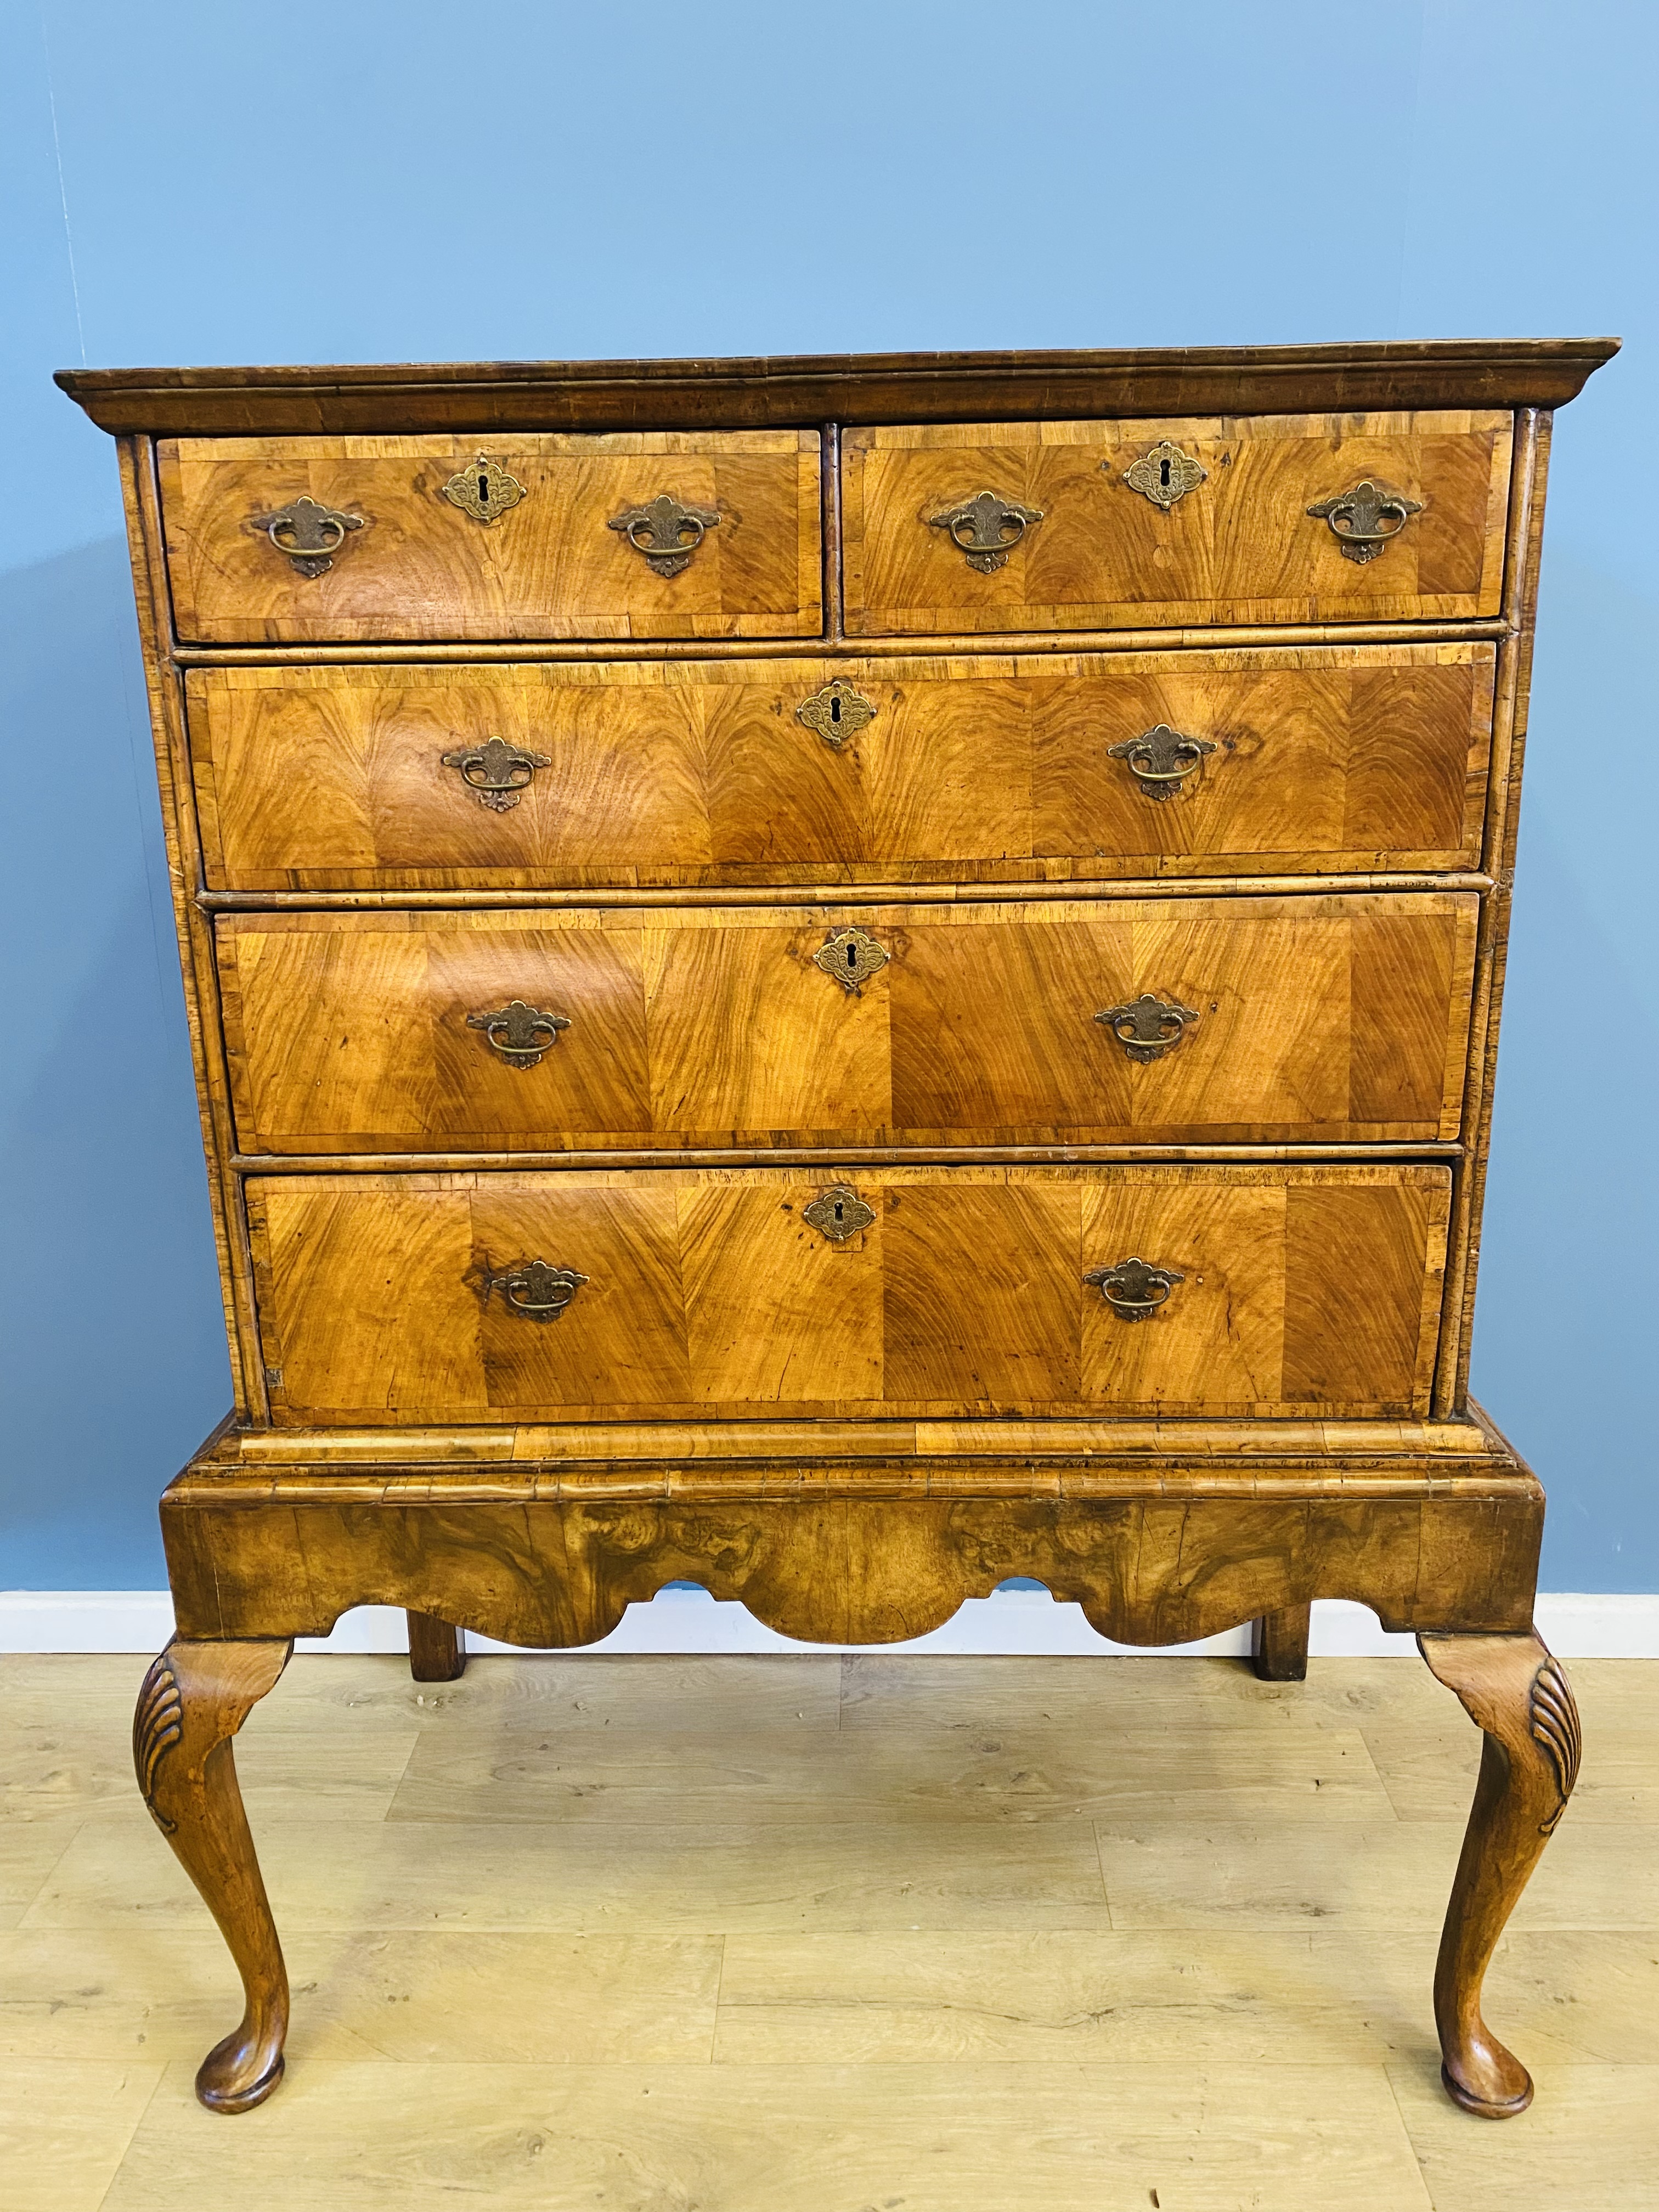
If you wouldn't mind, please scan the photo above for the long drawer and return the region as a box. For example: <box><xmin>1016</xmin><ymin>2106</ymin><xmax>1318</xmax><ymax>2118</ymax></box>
<box><xmin>843</xmin><ymin>410</ymin><xmax>1513</xmax><ymax>634</ymax></box>
<box><xmin>245</xmin><ymin>1164</ymin><xmax>1451</xmax><ymax>1425</ymax></box>
<box><xmin>159</xmin><ymin>431</ymin><xmax>823</xmax><ymax>642</ymax></box>
<box><xmin>189</xmin><ymin>642</ymin><xmax>1495</xmax><ymax>890</ymax></box>
<box><xmin>217</xmin><ymin>893</ymin><xmax>1477</xmax><ymax>1153</ymax></box>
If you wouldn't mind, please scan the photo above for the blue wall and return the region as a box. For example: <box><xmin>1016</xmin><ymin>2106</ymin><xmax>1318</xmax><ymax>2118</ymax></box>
<box><xmin>3</xmin><ymin>0</ymin><xmax>1653</xmax><ymax>1590</ymax></box>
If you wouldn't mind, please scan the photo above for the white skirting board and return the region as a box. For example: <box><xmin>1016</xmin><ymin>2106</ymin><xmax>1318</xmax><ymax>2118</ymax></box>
<box><xmin>3</xmin><ymin>1586</ymin><xmax>1656</xmax><ymax>1657</ymax></box>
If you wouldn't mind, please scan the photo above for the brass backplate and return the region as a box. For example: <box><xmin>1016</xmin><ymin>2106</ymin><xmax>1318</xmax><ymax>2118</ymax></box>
<box><xmin>802</xmin><ymin>1185</ymin><xmax>876</xmax><ymax>1243</ymax></box>
<box><xmin>1307</xmin><ymin>478</ymin><xmax>1423</xmax><ymax>564</ymax></box>
<box><xmin>797</xmin><ymin>680</ymin><xmax>877</xmax><ymax>749</ymax></box>
<box><xmin>813</xmin><ymin>926</ymin><xmax>890</xmax><ymax>994</ymax></box>
<box><xmin>1094</xmin><ymin>992</ymin><xmax>1199</xmax><ymax>1063</ymax></box>
<box><xmin>1118</xmin><ymin>441</ymin><xmax>1207</xmax><ymax>510</ymax></box>
<box><xmin>927</xmin><ymin>490</ymin><xmax>1043</xmax><ymax>573</ymax></box>
<box><xmin>1084</xmin><ymin>1255</ymin><xmax>1185</xmax><ymax>1321</ymax></box>
<box><xmin>440</xmin><ymin>735</ymin><xmax>551</xmax><ymax>811</ymax></box>
<box><xmin>481</xmin><ymin>1258</ymin><xmax>588</xmax><ymax>1322</ymax></box>
<box><xmin>442</xmin><ymin>454</ymin><xmax>528</xmax><ymax>524</ymax></box>
<box><xmin>608</xmin><ymin>493</ymin><xmax>721</xmax><ymax>578</ymax></box>
<box><xmin>466</xmin><ymin>1000</ymin><xmax>571</xmax><ymax>1069</ymax></box>
<box><xmin>252</xmin><ymin>495</ymin><xmax>365</xmax><ymax>578</ymax></box>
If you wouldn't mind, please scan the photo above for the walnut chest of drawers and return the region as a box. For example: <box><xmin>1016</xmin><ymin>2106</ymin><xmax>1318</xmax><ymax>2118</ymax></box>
<box><xmin>61</xmin><ymin>337</ymin><xmax>1615</xmax><ymax>2120</ymax></box>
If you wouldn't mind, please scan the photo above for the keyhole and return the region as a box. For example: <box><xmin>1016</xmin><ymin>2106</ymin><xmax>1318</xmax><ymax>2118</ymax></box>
<box><xmin>478</xmin><ymin>472</ymin><xmax>491</xmax><ymax>508</ymax></box>
<box><xmin>830</xmin><ymin>695</ymin><xmax>841</xmax><ymax>724</ymax></box>
<box><xmin>1159</xmin><ymin>456</ymin><xmax>1172</xmax><ymax>488</ymax></box>
<box><xmin>847</xmin><ymin>944</ymin><xmax>857</xmax><ymax>969</ymax></box>
<box><xmin>833</xmin><ymin>1200</ymin><xmax>845</xmax><ymax>1223</ymax></box>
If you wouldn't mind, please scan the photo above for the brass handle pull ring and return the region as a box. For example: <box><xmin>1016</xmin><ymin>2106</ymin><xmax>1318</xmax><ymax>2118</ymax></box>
<box><xmin>441</xmin><ymin>736</ymin><xmax>551</xmax><ymax>812</ymax></box>
<box><xmin>1107</xmin><ymin>724</ymin><xmax>1217</xmax><ymax>799</ymax></box>
<box><xmin>482</xmin><ymin>1259</ymin><xmax>588</xmax><ymax>1321</ymax></box>
<box><xmin>927</xmin><ymin>490</ymin><xmax>1044</xmax><ymax>573</ymax></box>
<box><xmin>253</xmin><ymin>495</ymin><xmax>365</xmax><ymax>579</ymax></box>
<box><xmin>1094</xmin><ymin>992</ymin><xmax>1199</xmax><ymax>1063</ymax></box>
<box><xmin>608</xmin><ymin>493</ymin><xmax>721</xmax><ymax>578</ymax></box>
<box><xmin>466</xmin><ymin>1000</ymin><xmax>571</xmax><ymax>1070</ymax></box>
<box><xmin>1085</xmin><ymin>1256</ymin><xmax>1185</xmax><ymax>1321</ymax></box>
<box><xmin>1307</xmin><ymin>479</ymin><xmax>1423</xmax><ymax>565</ymax></box>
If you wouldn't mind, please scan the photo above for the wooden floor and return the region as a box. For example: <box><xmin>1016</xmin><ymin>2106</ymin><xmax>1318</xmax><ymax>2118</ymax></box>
<box><xmin>3</xmin><ymin>1650</ymin><xmax>1657</xmax><ymax>2210</ymax></box>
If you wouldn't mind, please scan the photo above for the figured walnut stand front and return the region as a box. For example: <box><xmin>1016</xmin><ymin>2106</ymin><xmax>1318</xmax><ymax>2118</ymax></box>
<box><xmin>61</xmin><ymin>338</ymin><xmax>1615</xmax><ymax>2123</ymax></box>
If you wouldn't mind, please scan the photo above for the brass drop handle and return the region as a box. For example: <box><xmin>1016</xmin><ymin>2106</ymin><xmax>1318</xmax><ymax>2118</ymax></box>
<box><xmin>1107</xmin><ymin>724</ymin><xmax>1216</xmax><ymax>799</ymax></box>
<box><xmin>252</xmin><ymin>495</ymin><xmax>365</xmax><ymax>579</ymax></box>
<box><xmin>608</xmin><ymin>493</ymin><xmax>721</xmax><ymax>578</ymax></box>
<box><xmin>1085</xmin><ymin>1255</ymin><xmax>1184</xmax><ymax>1321</ymax></box>
<box><xmin>482</xmin><ymin>1259</ymin><xmax>588</xmax><ymax>1321</ymax></box>
<box><xmin>1307</xmin><ymin>479</ymin><xmax>1423</xmax><ymax>565</ymax></box>
<box><xmin>466</xmin><ymin>1000</ymin><xmax>570</xmax><ymax>1070</ymax></box>
<box><xmin>1094</xmin><ymin>992</ymin><xmax>1199</xmax><ymax>1063</ymax></box>
<box><xmin>927</xmin><ymin>490</ymin><xmax>1044</xmax><ymax>573</ymax></box>
<box><xmin>441</xmin><ymin>736</ymin><xmax>551</xmax><ymax>812</ymax></box>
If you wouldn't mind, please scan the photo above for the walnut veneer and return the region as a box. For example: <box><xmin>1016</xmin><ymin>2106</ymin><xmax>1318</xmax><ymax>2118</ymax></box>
<box><xmin>60</xmin><ymin>337</ymin><xmax>1615</xmax><ymax>2123</ymax></box>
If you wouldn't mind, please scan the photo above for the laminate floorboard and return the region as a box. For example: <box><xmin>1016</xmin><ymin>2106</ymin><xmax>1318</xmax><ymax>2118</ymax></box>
<box><xmin>2</xmin><ymin>1652</ymin><xmax>1655</xmax><ymax>2210</ymax></box>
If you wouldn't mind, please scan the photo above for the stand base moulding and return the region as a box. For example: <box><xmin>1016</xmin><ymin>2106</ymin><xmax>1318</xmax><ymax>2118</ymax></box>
<box><xmin>59</xmin><ymin>337</ymin><xmax>1614</xmax><ymax>2125</ymax></box>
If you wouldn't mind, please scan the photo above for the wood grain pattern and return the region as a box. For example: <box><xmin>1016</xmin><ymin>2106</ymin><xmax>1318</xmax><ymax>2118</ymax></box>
<box><xmin>188</xmin><ymin>642</ymin><xmax>1496</xmax><ymax>890</ymax></box>
<box><xmin>216</xmin><ymin>893</ymin><xmax>1478</xmax><ymax>1153</ymax></box>
<box><xmin>844</xmin><ymin>411</ymin><xmax>1513</xmax><ymax>634</ymax></box>
<box><xmin>157</xmin><ymin>1417</ymin><xmax>1541</xmax><ymax>1649</ymax></box>
<box><xmin>55</xmin><ymin>335</ymin><xmax>1621</xmax><ymax>435</ymax></box>
<box><xmin>159</xmin><ymin>432</ymin><xmax>822</xmax><ymax>644</ymax></box>
<box><xmin>242</xmin><ymin>1163</ymin><xmax>1452</xmax><ymax>1425</ymax></box>
<box><xmin>1420</xmin><ymin>1632</ymin><xmax>1583</xmax><ymax>2117</ymax></box>
<box><xmin>131</xmin><ymin>1639</ymin><xmax>294</xmax><ymax>2111</ymax></box>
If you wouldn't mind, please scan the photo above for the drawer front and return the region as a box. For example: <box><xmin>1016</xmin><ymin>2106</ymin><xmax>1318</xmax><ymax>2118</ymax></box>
<box><xmin>219</xmin><ymin>893</ymin><xmax>1477</xmax><ymax>1154</ymax></box>
<box><xmin>844</xmin><ymin>411</ymin><xmax>1512</xmax><ymax>635</ymax></box>
<box><xmin>190</xmin><ymin>642</ymin><xmax>1493</xmax><ymax>890</ymax></box>
<box><xmin>159</xmin><ymin>432</ymin><xmax>822</xmax><ymax>643</ymax></box>
<box><xmin>246</xmin><ymin>1163</ymin><xmax>1451</xmax><ymax>1424</ymax></box>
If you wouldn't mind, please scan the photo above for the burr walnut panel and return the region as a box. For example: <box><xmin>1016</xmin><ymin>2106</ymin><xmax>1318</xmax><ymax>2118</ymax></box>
<box><xmin>843</xmin><ymin>411</ymin><xmax>1511</xmax><ymax>634</ymax></box>
<box><xmin>244</xmin><ymin>1163</ymin><xmax>1451</xmax><ymax>1425</ymax></box>
<box><xmin>188</xmin><ymin>642</ymin><xmax>1495</xmax><ymax>890</ymax></box>
<box><xmin>158</xmin><ymin>431</ymin><xmax>822</xmax><ymax>643</ymax></box>
<box><xmin>216</xmin><ymin>893</ymin><xmax>1477</xmax><ymax>1154</ymax></box>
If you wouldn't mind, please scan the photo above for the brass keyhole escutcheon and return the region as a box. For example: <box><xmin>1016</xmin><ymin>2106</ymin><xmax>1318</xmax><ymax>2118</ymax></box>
<box><xmin>1118</xmin><ymin>441</ymin><xmax>1207</xmax><ymax>511</ymax></box>
<box><xmin>466</xmin><ymin>1000</ymin><xmax>571</xmax><ymax>1070</ymax></box>
<box><xmin>927</xmin><ymin>490</ymin><xmax>1044</xmax><ymax>573</ymax></box>
<box><xmin>1094</xmin><ymin>992</ymin><xmax>1199</xmax><ymax>1063</ymax></box>
<box><xmin>1107</xmin><ymin>724</ymin><xmax>1217</xmax><ymax>799</ymax></box>
<box><xmin>803</xmin><ymin>1184</ymin><xmax>876</xmax><ymax>1243</ymax></box>
<box><xmin>442</xmin><ymin>454</ymin><xmax>528</xmax><ymax>524</ymax></box>
<box><xmin>1307</xmin><ymin>478</ymin><xmax>1423</xmax><ymax>564</ymax></box>
<box><xmin>1085</xmin><ymin>1255</ymin><xmax>1184</xmax><ymax>1321</ymax></box>
<box><xmin>252</xmin><ymin>495</ymin><xmax>366</xmax><ymax>579</ymax></box>
<box><xmin>797</xmin><ymin>680</ymin><xmax>877</xmax><ymax>749</ymax></box>
<box><xmin>440</xmin><ymin>736</ymin><xmax>551</xmax><ymax>812</ymax></box>
<box><xmin>813</xmin><ymin>926</ymin><xmax>890</xmax><ymax>994</ymax></box>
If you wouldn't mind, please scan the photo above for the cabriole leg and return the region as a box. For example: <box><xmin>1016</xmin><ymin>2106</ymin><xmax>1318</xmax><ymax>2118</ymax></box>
<box><xmin>133</xmin><ymin>1637</ymin><xmax>294</xmax><ymax>2112</ymax></box>
<box><xmin>1251</xmin><ymin>1604</ymin><xmax>1311</xmax><ymax>1680</ymax></box>
<box><xmin>1418</xmin><ymin>1629</ymin><xmax>1581</xmax><ymax>2118</ymax></box>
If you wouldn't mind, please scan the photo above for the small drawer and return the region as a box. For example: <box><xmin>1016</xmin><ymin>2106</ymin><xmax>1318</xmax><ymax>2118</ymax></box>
<box><xmin>217</xmin><ymin>891</ymin><xmax>1477</xmax><ymax>1155</ymax></box>
<box><xmin>158</xmin><ymin>432</ymin><xmax>822</xmax><ymax>643</ymax></box>
<box><xmin>188</xmin><ymin>641</ymin><xmax>1495</xmax><ymax>891</ymax></box>
<box><xmin>245</xmin><ymin>1162</ymin><xmax>1451</xmax><ymax>1425</ymax></box>
<box><xmin>843</xmin><ymin>410</ymin><xmax>1512</xmax><ymax>635</ymax></box>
